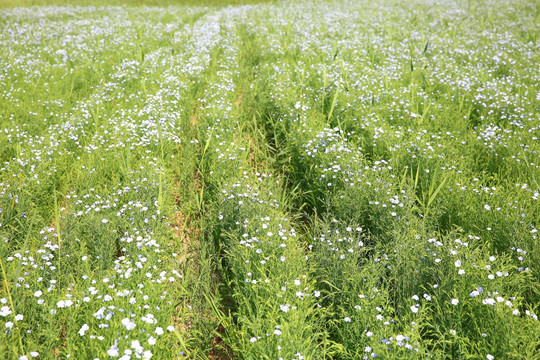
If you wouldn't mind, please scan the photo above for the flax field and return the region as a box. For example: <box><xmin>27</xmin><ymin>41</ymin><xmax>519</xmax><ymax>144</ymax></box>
<box><xmin>0</xmin><ymin>0</ymin><xmax>539</xmax><ymax>359</ymax></box>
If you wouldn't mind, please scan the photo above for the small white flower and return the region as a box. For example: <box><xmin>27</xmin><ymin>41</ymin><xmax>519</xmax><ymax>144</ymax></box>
<box><xmin>79</xmin><ymin>324</ymin><xmax>89</xmax><ymax>336</ymax></box>
<box><xmin>102</xmin><ymin>219</ymin><xmax>109</xmax><ymax>224</ymax></box>
<box><xmin>250</xmin><ymin>337</ymin><xmax>257</xmax><ymax>343</ymax></box>
<box><xmin>0</xmin><ymin>306</ymin><xmax>12</xmax><ymax>317</ymax></box>
<box><xmin>454</xmin><ymin>259</ymin><xmax>461</xmax><ymax>267</ymax></box>
<box><xmin>487</xmin><ymin>355</ymin><xmax>494</xmax><ymax>360</ymax></box>
<box><xmin>155</xmin><ymin>327</ymin><xmax>164</xmax><ymax>335</ymax></box>
<box><xmin>121</xmin><ymin>318</ymin><xmax>136</xmax><ymax>330</ymax></box>
<box><xmin>410</xmin><ymin>305</ymin><xmax>419</xmax><ymax>313</ymax></box>
<box><xmin>167</xmin><ymin>325</ymin><xmax>175</xmax><ymax>332</ymax></box>
<box><xmin>15</xmin><ymin>314</ymin><xmax>23</xmax><ymax>321</ymax></box>
<box><xmin>344</xmin><ymin>317</ymin><xmax>351</xmax><ymax>322</ymax></box>
<box><xmin>273</xmin><ymin>329</ymin><xmax>282</xmax><ymax>336</ymax></box>
<box><xmin>34</xmin><ymin>291</ymin><xmax>42</xmax><ymax>297</ymax></box>
<box><xmin>107</xmin><ymin>344</ymin><xmax>119</xmax><ymax>357</ymax></box>
<box><xmin>451</xmin><ymin>299</ymin><xmax>459</xmax><ymax>305</ymax></box>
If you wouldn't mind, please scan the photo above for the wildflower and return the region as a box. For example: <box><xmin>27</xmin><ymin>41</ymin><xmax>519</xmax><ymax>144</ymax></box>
<box><xmin>451</xmin><ymin>299</ymin><xmax>459</xmax><ymax>305</ymax></box>
<box><xmin>121</xmin><ymin>318</ymin><xmax>136</xmax><ymax>330</ymax></box>
<box><xmin>78</xmin><ymin>324</ymin><xmax>89</xmax><ymax>336</ymax></box>
<box><xmin>107</xmin><ymin>343</ymin><xmax>119</xmax><ymax>357</ymax></box>
<box><xmin>0</xmin><ymin>306</ymin><xmax>12</xmax><ymax>317</ymax></box>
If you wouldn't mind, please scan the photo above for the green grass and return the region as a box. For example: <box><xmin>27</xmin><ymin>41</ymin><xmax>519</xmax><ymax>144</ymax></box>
<box><xmin>0</xmin><ymin>0</ymin><xmax>275</xmax><ymax>8</ymax></box>
<box><xmin>1</xmin><ymin>0</ymin><xmax>539</xmax><ymax>359</ymax></box>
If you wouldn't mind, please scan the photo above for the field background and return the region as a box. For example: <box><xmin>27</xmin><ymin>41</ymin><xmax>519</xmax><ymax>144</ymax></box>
<box><xmin>0</xmin><ymin>0</ymin><xmax>539</xmax><ymax>359</ymax></box>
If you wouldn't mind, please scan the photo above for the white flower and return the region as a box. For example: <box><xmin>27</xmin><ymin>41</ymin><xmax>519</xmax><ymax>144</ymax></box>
<box><xmin>167</xmin><ymin>325</ymin><xmax>175</xmax><ymax>332</ymax></box>
<box><xmin>410</xmin><ymin>305</ymin><xmax>419</xmax><ymax>313</ymax></box>
<box><xmin>344</xmin><ymin>317</ymin><xmax>351</xmax><ymax>322</ymax></box>
<box><xmin>131</xmin><ymin>339</ymin><xmax>143</xmax><ymax>353</ymax></box>
<box><xmin>5</xmin><ymin>321</ymin><xmax>13</xmax><ymax>329</ymax></box>
<box><xmin>15</xmin><ymin>314</ymin><xmax>23</xmax><ymax>321</ymax></box>
<box><xmin>366</xmin><ymin>331</ymin><xmax>373</xmax><ymax>337</ymax></box>
<box><xmin>107</xmin><ymin>344</ymin><xmax>119</xmax><ymax>357</ymax></box>
<box><xmin>102</xmin><ymin>219</ymin><xmax>109</xmax><ymax>223</ymax></box>
<box><xmin>34</xmin><ymin>291</ymin><xmax>42</xmax><ymax>297</ymax></box>
<box><xmin>250</xmin><ymin>337</ymin><xmax>257</xmax><ymax>343</ymax></box>
<box><xmin>121</xmin><ymin>318</ymin><xmax>136</xmax><ymax>330</ymax></box>
<box><xmin>487</xmin><ymin>355</ymin><xmax>494</xmax><ymax>360</ymax></box>
<box><xmin>483</xmin><ymin>298</ymin><xmax>496</xmax><ymax>305</ymax></box>
<box><xmin>57</xmin><ymin>300</ymin><xmax>73</xmax><ymax>308</ymax></box>
<box><xmin>454</xmin><ymin>259</ymin><xmax>461</xmax><ymax>267</ymax></box>
<box><xmin>273</xmin><ymin>329</ymin><xmax>282</xmax><ymax>336</ymax></box>
<box><xmin>148</xmin><ymin>336</ymin><xmax>156</xmax><ymax>345</ymax></box>
<box><xmin>155</xmin><ymin>327</ymin><xmax>164</xmax><ymax>335</ymax></box>
<box><xmin>451</xmin><ymin>299</ymin><xmax>459</xmax><ymax>305</ymax></box>
<box><xmin>29</xmin><ymin>352</ymin><xmax>39</xmax><ymax>358</ymax></box>
<box><xmin>79</xmin><ymin>324</ymin><xmax>89</xmax><ymax>336</ymax></box>
<box><xmin>0</xmin><ymin>306</ymin><xmax>12</xmax><ymax>317</ymax></box>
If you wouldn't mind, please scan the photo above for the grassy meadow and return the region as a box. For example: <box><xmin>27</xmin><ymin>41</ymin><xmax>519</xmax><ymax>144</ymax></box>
<box><xmin>0</xmin><ymin>0</ymin><xmax>539</xmax><ymax>359</ymax></box>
